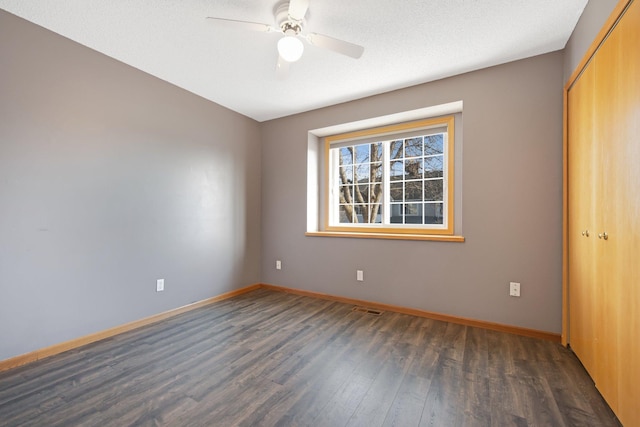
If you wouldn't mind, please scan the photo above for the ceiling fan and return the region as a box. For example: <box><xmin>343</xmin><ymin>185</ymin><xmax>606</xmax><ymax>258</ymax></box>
<box><xmin>206</xmin><ymin>0</ymin><xmax>364</xmax><ymax>78</ymax></box>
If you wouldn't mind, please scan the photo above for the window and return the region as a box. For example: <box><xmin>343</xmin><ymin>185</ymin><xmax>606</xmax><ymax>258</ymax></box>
<box><xmin>325</xmin><ymin>116</ymin><xmax>454</xmax><ymax>235</ymax></box>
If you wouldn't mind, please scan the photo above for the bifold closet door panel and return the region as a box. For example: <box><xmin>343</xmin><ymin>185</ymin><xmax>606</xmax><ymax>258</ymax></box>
<box><xmin>594</xmin><ymin>0</ymin><xmax>640</xmax><ymax>424</ymax></box>
<box><xmin>567</xmin><ymin>63</ymin><xmax>597</xmax><ymax>380</ymax></box>
<box><xmin>591</xmin><ymin>19</ymin><xmax>621</xmax><ymax>413</ymax></box>
<box><xmin>615</xmin><ymin>2</ymin><xmax>640</xmax><ymax>422</ymax></box>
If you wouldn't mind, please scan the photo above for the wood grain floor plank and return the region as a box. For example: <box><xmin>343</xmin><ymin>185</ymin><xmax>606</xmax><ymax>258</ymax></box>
<box><xmin>418</xmin><ymin>355</ymin><xmax>464</xmax><ymax>426</ymax></box>
<box><xmin>454</xmin><ymin>371</ymin><xmax>492</xmax><ymax>427</ymax></box>
<box><xmin>345</xmin><ymin>342</ymin><xmax>414</xmax><ymax>427</ymax></box>
<box><xmin>264</xmin><ymin>313</ymin><xmax>376</xmax><ymax>426</ymax></box>
<box><xmin>381</xmin><ymin>320</ymin><xmax>445</xmax><ymax>427</ymax></box>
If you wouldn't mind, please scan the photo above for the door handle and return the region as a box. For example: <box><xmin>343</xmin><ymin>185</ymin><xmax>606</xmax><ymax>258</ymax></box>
<box><xmin>598</xmin><ymin>232</ymin><xmax>608</xmax><ymax>240</ymax></box>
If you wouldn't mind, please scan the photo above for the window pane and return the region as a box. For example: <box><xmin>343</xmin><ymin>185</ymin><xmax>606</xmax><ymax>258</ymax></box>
<box><xmin>357</xmin><ymin>204</ymin><xmax>379</xmax><ymax>224</ymax></box>
<box><xmin>390</xmin><ymin>182</ymin><xmax>403</xmax><ymax>202</ymax></box>
<box><xmin>339</xmin><ymin>185</ymin><xmax>354</xmax><ymax>203</ymax></box>
<box><xmin>339</xmin><ymin>166</ymin><xmax>353</xmax><ymax>184</ymax></box>
<box><xmin>424</xmin><ymin>134</ymin><xmax>444</xmax><ymax>155</ymax></box>
<box><xmin>370</xmin><ymin>183</ymin><xmax>382</xmax><ymax>203</ymax></box>
<box><xmin>405</xmin><ymin>181</ymin><xmax>423</xmax><ymax>202</ymax></box>
<box><xmin>369</xmin><ymin>205</ymin><xmax>382</xmax><ymax>224</ymax></box>
<box><xmin>371</xmin><ymin>162</ymin><xmax>383</xmax><ymax>182</ymax></box>
<box><xmin>339</xmin><ymin>205</ymin><xmax>354</xmax><ymax>223</ymax></box>
<box><xmin>356</xmin><ymin>184</ymin><xmax>369</xmax><ymax>203</ymax></box>
<box><xmin>390</xmin><ymin>140</ymin><xmax>403</xmax><ymax>159</ymax></box>
<box><xmin>424</xmin><ymin>202</ymin><xmax>444</xmax><ymax>224</ymax></box>
<box><xmin>340</xmin><ymin>147</ymin><xmax>353</xmax><ymax>165</ymax></box>
<box><xmin>390</xmin><ymin>160</ymin><xmax>403</xmax><ymax>181</ymax></box>
<box><xmin>390</xmin><ymin>203</ymin><xmax>403</xmax><ymax>223</ymax></box>
<box><xmin>405</xmin><ymin>159</ymin><xmax>423</xmax><ymax>180</ymax></box>
<box><xmin>404</xmin><ymin>137</ymin><xmax>423</xmax><ymax>158</ymax></box>
<box><xmin>354</xmin><ymin>204</ymin><xmax>368</xmax><ymax>223</ymax></box>
<box><xmin>424</xmin><ymin>156</ymin><xmax>443</xmax><ymax>178</ymax></box>
<box><xmin>424</xmin><ymin>179</ymin><xmax>443</xmax><ymax>201</ymax></box>
<box><xmin>404</xmin><ymin>203</ymin><xmax>422</xmax><ymax>223</ymax></box>
<box><xmin>355</xmin><ymin>163</ymin><xmax>370</xmax><ymax>183</ymax></box>
<box><xmin>355</xmin><ymin>144</ymin><xmax>369</xmax><ymax>163</ymax></box>
<box><xmin>369</xmin><ymin>202</ymin><xmax>382</xmax><ymax>224</ymax></box>
<box><xmin>371</xmin><ymin>142</ymin><xmax>382</xmax><ymax>162</ymax></box>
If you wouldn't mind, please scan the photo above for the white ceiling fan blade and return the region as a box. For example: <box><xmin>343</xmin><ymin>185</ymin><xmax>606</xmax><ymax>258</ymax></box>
<box><xmin>307</xmin><ymin>33</ymin><xmax>364</xmax><ymax>59</ymax></box>
<box><xmin>288</xmin><ymin>0</ymin><xmax>310</xmax><ymax>21</ymax></box>
<box><xmin>276</xmin><ymin>55</ymin><xmax>290</xmax><ymax>79</ymax></box>
<box><xmin>206</xmin><ymin>17</ymin><xmax>275</xmax><ymax>33</ymax></box>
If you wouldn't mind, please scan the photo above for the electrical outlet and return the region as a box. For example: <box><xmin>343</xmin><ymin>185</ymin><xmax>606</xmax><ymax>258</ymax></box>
<box><xmin>509</xmin><ymin>282</ymin><xmax>520</xmax><ymax>297</ymax></box>
<box><xmin>276</xmin><ymin>260</ymin><xmax>282</xmax><ymax>270</ymax></box>
<box><xmin>156</xmin><ymin>279</ymin><xmax>165</xmax><ymax>292</ymax></box>
<box><xmin>356</xmin><ymin>270</ymin><xmax>364</xmax><ymax>281</ymax></box>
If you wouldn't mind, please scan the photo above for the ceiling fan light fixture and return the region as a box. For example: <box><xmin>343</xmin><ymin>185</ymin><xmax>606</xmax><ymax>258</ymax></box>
<box><xmin>278</xmin><ymin>35</ymin><xmax>304</xmax><ymax>62</ymax></box>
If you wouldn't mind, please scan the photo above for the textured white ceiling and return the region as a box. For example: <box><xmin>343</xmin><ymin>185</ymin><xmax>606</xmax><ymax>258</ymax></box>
<box><xmin>0</xmin><ymin>0</ymin><xmax>587</xmax><ymax>122</ymax></box>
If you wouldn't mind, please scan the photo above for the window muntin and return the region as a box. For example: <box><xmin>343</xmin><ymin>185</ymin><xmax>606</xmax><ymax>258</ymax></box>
<box><xmin>337</xmin><ymin>143</ymin><xmax>383</xmax><ymax>224</ymax></box>
<box><xmin>325</xmin><ymin>116</ymin><xmax>454</xmax><ymax>235</ymax></box>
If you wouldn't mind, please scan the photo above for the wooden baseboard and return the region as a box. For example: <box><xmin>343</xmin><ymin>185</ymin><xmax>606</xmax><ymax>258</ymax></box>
<box><xmin>0</xmin><ymin>284</ymin><xmax>261</xmax><ymax>372</ymax></box>
<box><xmin>260</xmin><ymin>284</ymin><xmax>561</xmax><ymax>343</ymax></box>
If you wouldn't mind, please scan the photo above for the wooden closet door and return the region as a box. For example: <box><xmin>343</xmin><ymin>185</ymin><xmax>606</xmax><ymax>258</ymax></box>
<box><xmin>594</xmin><ymin>1</ymin><xmax>640</xmax><ymax>424</ymax></box>
<box><xmin>567</xmin><ymin>64</ymin><xmax>597</xmax><ymax>379</ymax></box>
<box><xmin>591</xmin><ymin>24</ymin><xmax>620</xmax><ymax>413</ymax></box>
<box><xmin>568</xmin><ymin>1</ymin><xmax>639</xmax><ymax>425</ymax></box>
<box><xmin>615</xmin><ymin>3</ymin><xmax>640</xmax><ymax>422</ymax></box>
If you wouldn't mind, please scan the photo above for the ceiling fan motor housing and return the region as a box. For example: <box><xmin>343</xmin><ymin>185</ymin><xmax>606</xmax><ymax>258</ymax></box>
<box><xmin>275</xmin><ymin>1</ymin><xmax>307</xmax><ymax>31</ymax></box>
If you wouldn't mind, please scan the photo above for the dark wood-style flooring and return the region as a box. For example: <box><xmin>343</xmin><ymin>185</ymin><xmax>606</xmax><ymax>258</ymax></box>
<box><xmin>0</xmin><ymin>289</ymin><xmax>620</xmax><ymax>426</ymax></box>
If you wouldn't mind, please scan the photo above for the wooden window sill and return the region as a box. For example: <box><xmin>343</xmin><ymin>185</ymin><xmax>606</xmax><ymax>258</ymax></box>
<box><xmin>305</xmin><ymin>231</ymin><xmax>465</xmax><ymax>242</ymax></box>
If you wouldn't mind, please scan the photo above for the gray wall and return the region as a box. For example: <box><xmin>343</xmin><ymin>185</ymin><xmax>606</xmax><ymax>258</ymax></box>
<box><xmin>260</xmin><ymin>52</ymin><xmax>565</xmax><ymax>333</ymax></box>
<box><xmin>563</xmin><ymin>0</ymin><xmax>619</xmax><ymax>82</ymax></box>
<box><xmin>0</xmin><ymin>11</ymin><xmax>261</xmax><ymax>361</ymax></box>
